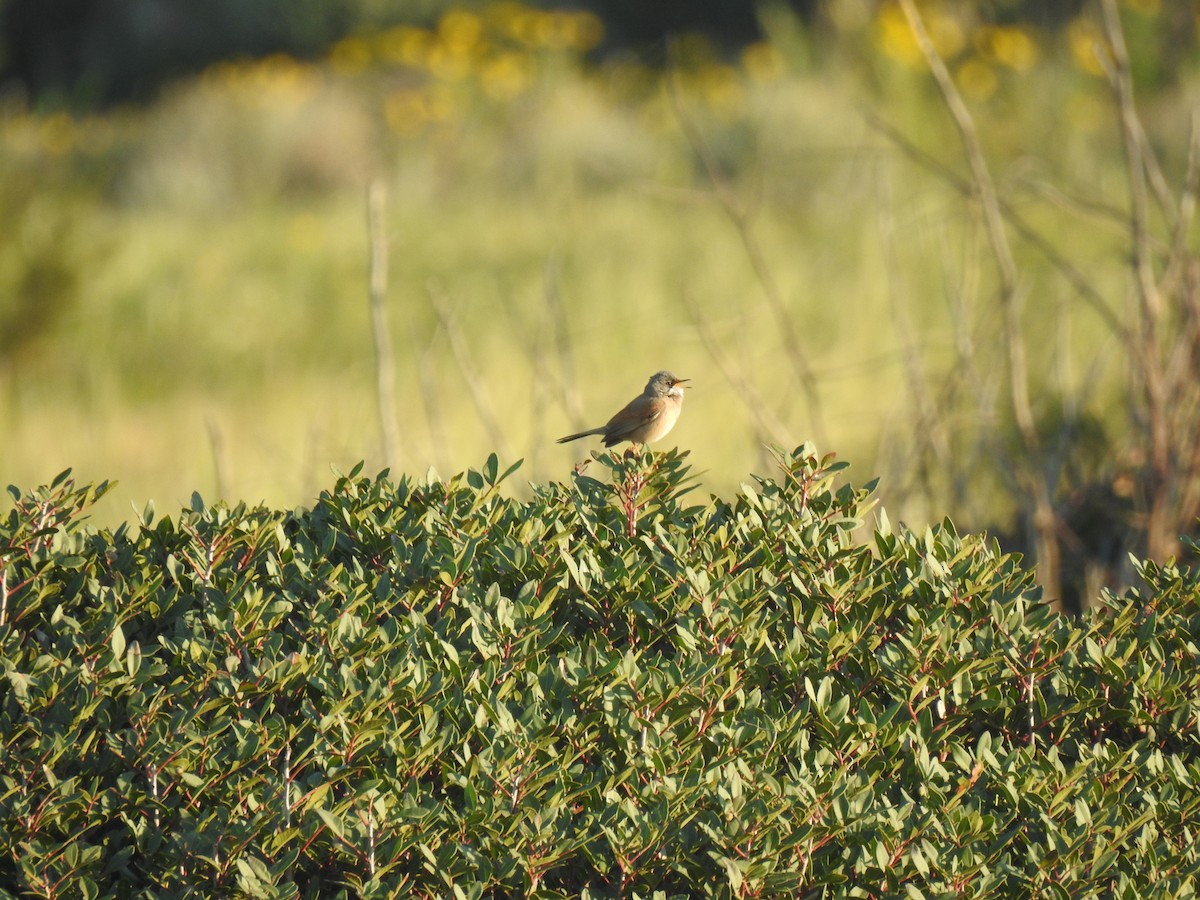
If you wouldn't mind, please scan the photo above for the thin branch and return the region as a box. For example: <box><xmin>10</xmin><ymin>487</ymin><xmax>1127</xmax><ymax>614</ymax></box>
<box><xmin>1099</xmin><ymin>0</ymin><xmax>1163</xmax><ymax>325</ymax></box>
<box><xmin>680</xmin><ymin>290</ymin><xmax>794</xmax><ymax>449</ymax></box>
<box><xmin>427</xmin><ymin>278</ymin><xmax>515</xmax><ymax>461</ymax></box>
<box><xmin>875</xmin><ymin>162</ymin><xmax>952</xmax><ymax>493</ymax></box>
<box><xmin>898</xmin><ymin>0</ymin><xmax>1060</xmax><ymax>602</ymax></box>
<box><xmin>1099</xmin><ymin>0</ymin><xmax>1173</xmax><ymax>558</ymax></box>
<box><xmin>411</xmin><ymin>325</ymin><xmax>449</xmax><ymax>470</ymax></box>
<box><xmin>367</xmin><ymin>180</ymin><xmax>401</xmax><ymax>470</ymax></box>
<box><xmin>665</xmin><ymin>62</ymin><xmax>828</xmax><ymax>446</ymax></box>
<box><xmin>1162</xmin><ymin>113</ymin><xmax>1200</xmax><ymax>309</ymax></box>
<box><xmin>205</xmin><ymin>417</ymin><xmax>229</xmax><ymax>500</ymax></box>
<box><xmin>544</xmin><ymin>257</ymin><xmax>585</xmax><ymax>430</ymax></box>
<box><xmin>863</xmin><ymin>111</ymin><xmax>1125</xmax><ymax>338</ymax></box>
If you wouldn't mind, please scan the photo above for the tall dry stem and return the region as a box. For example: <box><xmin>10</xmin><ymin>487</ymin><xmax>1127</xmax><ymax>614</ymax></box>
<box><xmin>427</xmin><ymin>278</ymin><xmax>515</xmax><ymax>461</ymax></box>
<box><xmin>666</xmin><ymin>61</ymin><xmax>828</xmax><ymax>447</ymax></box>
<box><xmin>367</xmin><ymin>180</ymin><xmax>401</xmax><ymax>470</ymax></box>
<box><xmin>898</xmin><ymin>0</ymin><xmax>1062</xmax><ymax>604</ymax></box>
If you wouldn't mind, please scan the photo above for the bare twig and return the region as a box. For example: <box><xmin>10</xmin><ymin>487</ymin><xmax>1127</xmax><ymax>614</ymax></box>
<box><xmin>1163</xmin><ymin>115</ymin><xmax>1200</xmax><ymax>294</ymax></box>
<box><xmin>680</xmin><ymin>290</ymin><xmax>794</xmax><ymax>448</ymax></box>
<box><xmin>367</xmin><ymin>180</ymin><xmax>401</xmax><ymax>470</ymax></box>
<box><xmin>898</xmin><ymin>0</ymin><xmax>1061</xmax><ymax>603</ymax></box>
<box><xmin>496</xmin><ymin>274</ymin><xmax>550</xmax><ymax>471</ymax></box>
<box><xmin>412</xmin><ymin>325</ymin><xmax>449</xmax><ymax>469</ymax></box>
<box><xmin>666</xmin><ymin>62</ymin><xmax>828</xmax><ymax>446</ymax></box>
<box><xmin>1099</xmin><ymin>0</ymin><xmax>1163</xmax><ymax>325</ymax></box>
<box><xmin>875</xmin><ymin>162</ymin><xmax>952</xmax><ymax>500</ymax></box>
<box><xmin>863</xmin><ymin>111</ymin><xmax>1125</xmax><ymax>338</ymax></box>
<box><xmin>1099</xmin><ymin>0</ymin><xmax>1174</xmax><ymax>559</ymax></box>
<box><xmin>427</xmin><ymin>278</ymin><xmax>515</xmax><ymax>460</ymax></box>
<box><xmin>205</xmin><ymin>417</ymin><xmax>229</xmax><ymax>500</ymax></box>
<box><xmin>544</xmin><ymin>258</ymin><xmax>585</xmax><ymax>432</ymax></box>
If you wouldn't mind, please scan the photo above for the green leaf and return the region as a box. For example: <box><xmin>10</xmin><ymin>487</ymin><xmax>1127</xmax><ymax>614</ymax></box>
<box><xmin>315</xmin><ymin>807</ymin><xmax>344</xmax><ymax>839</ymax></box>
<box><xmin>126</xmin><ymin>640</ymin><xmax>142</xmax><ymax>677</ymax></box>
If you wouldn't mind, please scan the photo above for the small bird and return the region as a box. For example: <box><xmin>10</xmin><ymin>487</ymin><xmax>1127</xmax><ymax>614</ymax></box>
<box><xmin>557</xmin><ymin>371</ymin><xmax>689</xmax><ymax>447</ymax></box>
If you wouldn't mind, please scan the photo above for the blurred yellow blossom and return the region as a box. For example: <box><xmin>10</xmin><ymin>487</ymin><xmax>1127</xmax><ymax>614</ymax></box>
<box><xmin>742</xmin><ymin>42</ymin><xmax>785</xmax><ymax>83</ymax></box>
<box><xmin>375</xmin><ymin>26</ymin><xmax>434</xmax><ymax>68</ymax></box>
<box><xmin>480</xmin><ymin>51</ymin><xmax>533</xmax><ymax>101</ymax></box>
<box><xmin>1068</xmin><ymin>17</ymin><xmax>1108</xmax><ymax>76</ymax></box>
<box><xmin>439</xmin><ymin>9</ymin><xmax>484</xmax><ymax>55</ymax></box>
<box><xmin>1125</xmin><ymin>0</ymin><xmax>1159</xmax><ymax>14</ymax></box>
<box><xmin>39</xmin><ymin>113</ymin><xmax>75</xmax><ymax>156</ymax></box>
<box><xmin>957</xmin><ymin>58</ymin><xmax>997</xmax><ymax>100</ymax></box>
<box><xmin>490</xmin><ymin>2</ymin><xmax>544</xmax><ymax>47</ymax></box>
<box><xmin>699</xmin><ymin>64</ymin><xmax>744</xmax><ymax>117</ymax></box>
<box><xmin>426</xmin><ymin>41</ymin><xmax>474</xmax><ymax>82</ymax></box>
<box><xmin>563</xmin><ymin>10</ymin><xmax>604</xmax><ymax>51</ymax></box>
<box><xmin>877</xmin><ymin>2</ymin><xmax>965</xmax><ymax>67</ymax></box>
<box><xmin>978</xmin><ymin>25</ymin><xmax>1037</xmax><ymax>72</ymax></box>
<box><xmin>384</xmin><ymin>88</ymin><xmax>429</xmax><ymax>134</ymax></box>
<box><xmin>329</xmin><ymin>36</ymin><xmax>372</xmax><ymax>75</ymax></box>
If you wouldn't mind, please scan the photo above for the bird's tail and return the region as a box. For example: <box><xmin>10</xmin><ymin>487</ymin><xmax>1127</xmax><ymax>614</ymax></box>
<box><xmin>556</xmin><ymin>427</ymin><xmax>606</xmax><ymax>444</ymax></box>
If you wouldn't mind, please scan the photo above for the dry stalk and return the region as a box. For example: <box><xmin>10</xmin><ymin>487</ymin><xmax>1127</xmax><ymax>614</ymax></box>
<box><xmin>1099</xmin><ymin>0</ymin><xmax>1190</xmax><ymax>561</ymax></box>
<box><xmin>367</xmin><ymin>180</ymin><xmax>401</xmax><ymax>470</ymax></box>
<box><xmin>864</xmin><ymin>112</ymin><xmax>1124</xmax><ymax>337</ymax></box>
<box><xmin>544</xmin><ymin>257</ymin><xmax>585</xmax><ymax>433</ymax></box>
<box><xmin>427</xmin><ymin>278</ymin><xmax>515</xmax><ymax>461</ymax></box>
<box><xmin>205</xmin><ymin>417</ymin><xmax>229</xmax><ymax>500</ymax></box>
<box><xmin>680</xmin><ymin>290</ymin><xmax>794</xmax><ymax>449</ymax></box>
<box><xmin>665</xmin><ymin>64</ymin><xmax>828</xmax><ymax>446</ymax></box>
<box><xmin>898</xmin><ymin>0</ymin><xmax>1062</xmax><ymax>603</ymax></box>
<box><xmin>874</xmin><ymin>162</ymin><xmax>953</xmax><ymax>501</ymax></box>
<box><xmin>412</xmin><ymin>324</ymin><xmax>449</xmax><ymax>470</ymax></box>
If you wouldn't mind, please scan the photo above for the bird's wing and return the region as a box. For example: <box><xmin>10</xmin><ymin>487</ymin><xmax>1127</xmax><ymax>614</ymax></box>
<box><xmin>605</xmin><ymin>396</ymin><xmax>660</xmax><ymax>439</ymax></box>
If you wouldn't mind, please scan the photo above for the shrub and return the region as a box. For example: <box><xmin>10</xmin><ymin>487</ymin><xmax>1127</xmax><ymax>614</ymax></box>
<box><xmin>1</xmin><ymin>447</ymin><xmax>1197</xmax><ymax>897</ymax></box>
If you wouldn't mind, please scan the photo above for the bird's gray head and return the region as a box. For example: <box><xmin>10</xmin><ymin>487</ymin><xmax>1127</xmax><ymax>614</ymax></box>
<box><xmin>646</xmin><ymin>370</ymin><xmax>689</xmax><ymax>398</ymax></box>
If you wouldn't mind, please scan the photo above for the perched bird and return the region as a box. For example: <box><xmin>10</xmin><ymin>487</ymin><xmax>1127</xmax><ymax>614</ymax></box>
<box><xmin>557</xmin><ymin>371</ymin><xmax>689</xmax><ymax>447</ymax></box>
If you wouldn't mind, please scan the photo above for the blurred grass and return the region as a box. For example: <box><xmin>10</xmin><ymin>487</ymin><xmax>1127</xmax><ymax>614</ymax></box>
<box><xmin>0</xmin><ymin>1</ymin><xmax>1193</xmax><ymax>531</ymax></box>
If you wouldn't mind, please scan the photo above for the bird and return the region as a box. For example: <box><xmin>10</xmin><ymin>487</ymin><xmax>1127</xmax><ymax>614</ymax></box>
<box><xmin>557</xmin><ymin>371</ymin><xmax>689</xmax><ymax>447</ymax></box>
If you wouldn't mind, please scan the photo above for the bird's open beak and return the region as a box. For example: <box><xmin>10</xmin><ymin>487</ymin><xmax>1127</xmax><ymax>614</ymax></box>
<box><xmin>675</xmin><ymin>378</ymin><xmax>691</xmax><ymax>388</ymax></box>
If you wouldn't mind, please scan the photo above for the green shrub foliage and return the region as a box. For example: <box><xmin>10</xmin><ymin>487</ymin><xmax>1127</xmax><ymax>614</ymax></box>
<box><xmin>1</xmin><ymin>448</ymin><xmax>1198</xmax><ymax>898</ymax></box>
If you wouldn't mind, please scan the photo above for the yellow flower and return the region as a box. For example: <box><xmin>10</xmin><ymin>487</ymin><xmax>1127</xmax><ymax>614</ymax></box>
<box><xmin>957</xmin><ymin>58</ymin><xmax>997</xmax><ymax>101</ymax></box>
<box><xmin>329</xmin><ymin>36</ymin><xmax>372</xmax><ymax>75</ymax></box>
<box><xmin>1067</xmin><ymin>17</ymin><xmax>1108</xmax><ymax>77</ymax></box>
<box><xmin>480</xmin><ymin>51</ymin><xmax>533</xmax><ymax>101</ymax></box>
<box><xmin>40</xmin><ymin>113</ymin><xmax>75</xmax><ymax>157</ymax></box>
<box><xmin>564</xmin><ymin>10</ymin><xmax>604</xmax><ymax>51</ymax></box>
<box><xmin>699</xmin><ymin>64</ymin><xmax>744</xmax><ymax>117</ymax></box>
<box><xmin>877</xmin><ymin>3</ymin><xmax>922</xmax><ymax>66</ymax></box>
<box><xmin>426</xmin><ymin>42</ymin><xmax>473</xmax><ymax>82</ymax></box>
<box><xmin>877</xmin><ymin>2</ymin><xmax>965</xmax><ymax>67</ymax></box>
<box><xmin>742</xmin><ymin>42</ymin><xmax>785</xmax><ymax>83</ymax></box>
<box><xmin>978</xmin><ymin>25</ymin><xmax>1037</xmax><ymax>73</ymax></box>
<box><xmin>439</xmin><ymin>9</ymin><xmax>484</xmax><ymax>55</ymax></box>
<box><xmin>384</xmin><ymin>88</ymin><xmax>429</xmax><ymax>135</ymax></box>
<box><xmin>375</xmin><ymin>26</ymin><xmax>435</xmax><ymax>69</ymax></box>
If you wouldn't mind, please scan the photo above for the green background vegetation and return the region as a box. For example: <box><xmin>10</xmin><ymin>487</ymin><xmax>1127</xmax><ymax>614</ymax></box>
<box><xmin>1</xmin><ymin>0</ymin><xmax>1199</xmax><ymax>606</ymax></box>
<box><xmin>3</xmin><ymin>4</ymin><xmax>1200</xmax><ymax>892</ymax></box>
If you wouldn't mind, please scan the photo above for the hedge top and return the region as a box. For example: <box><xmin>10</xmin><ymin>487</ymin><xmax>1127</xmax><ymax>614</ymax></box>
<box><xmin>1</xmin><ymin>446</ymin><xmax>1198</xmax><ymax>898</ymax></box>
